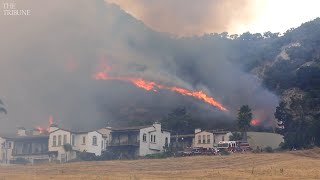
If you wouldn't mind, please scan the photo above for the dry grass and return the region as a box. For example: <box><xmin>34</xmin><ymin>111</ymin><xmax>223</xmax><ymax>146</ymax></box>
<box><xmin>1</xmin><ymin>149</ymin><xmax>320</xmax><ymax>180</ymax></box>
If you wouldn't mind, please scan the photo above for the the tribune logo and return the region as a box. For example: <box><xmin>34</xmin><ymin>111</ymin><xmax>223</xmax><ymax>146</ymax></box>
<box><xmin>3</xmin><ymin>2</ymin><xmax>31</xmax><ymax>16</ymax></box>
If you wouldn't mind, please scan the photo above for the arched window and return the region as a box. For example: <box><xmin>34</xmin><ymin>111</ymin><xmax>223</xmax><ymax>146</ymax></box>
<box><xmin>92</xmin><ymin>136</ymin><xmax>97</xmax><ymax>145</ymax></box>
<box><xmin>71</xmin><ymin>135</ymin><xmax>75</xmax><ymax>146</ymax></box>
<box><xmin>143</xmin><ymin>133</ymin><xmax>147</xmax><ymax>142</ymax></box>
<box><xmin>53</xmin><ymin>135</ymin><xmax>56</xmax><ymax>146</ymax></box>
<box><xmin>58</xmin><ymin>135</ymin><xmax>61</xmax><ymax>146</ymax></box>
<box><xmin>63</xmin><ymin>135</ymin><xmax>67</xmax><ymax>144</ymax></box>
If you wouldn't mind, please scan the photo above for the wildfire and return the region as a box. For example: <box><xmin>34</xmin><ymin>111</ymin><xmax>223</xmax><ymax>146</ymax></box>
<box><xmin>37</xmin><ymin>126</ymin><xmax>43</xmax><ymax>134</ymax></box>
<box><xmin>93</xmin><ymin>71</ymin><xmax>227</xmax><ymax>111</ymax></box>
<box><xmin>251</xmin><ymin>119</ymin><xmax>260</xmax><ymax>126</ymax></box>
<box><xmin>36</xmin><ymin>116</ymin><xmax>55</xmax><ymax>134</ymax></box>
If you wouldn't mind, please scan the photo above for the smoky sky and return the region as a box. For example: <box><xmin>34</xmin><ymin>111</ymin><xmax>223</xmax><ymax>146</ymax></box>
<box><xmin>0</xmin><ymin>0</ymin><xmax>278</xmax><ymax>133</ymax></box>
<box><xmin>106</xmin><ymin>0</ymin><xmax>264</xmax><ymax>36</ymax></box>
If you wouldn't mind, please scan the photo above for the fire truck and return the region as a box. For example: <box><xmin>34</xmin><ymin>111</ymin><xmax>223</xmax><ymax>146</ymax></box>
<box><xmin>217</xmin><ymin>141</ymin><xmax>250</xmax><ymax>152</ymax></box>
<box><xmin>217</xmin><ymin>141</ymin><xmax>237</xmax><ymax>152</ymax></box>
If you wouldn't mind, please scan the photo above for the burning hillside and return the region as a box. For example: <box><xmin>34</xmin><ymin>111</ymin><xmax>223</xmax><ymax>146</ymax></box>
<box><xmin>93</xmin><ymin>66</ymin><xmax>227</xmax><ymax>112</ymax></box>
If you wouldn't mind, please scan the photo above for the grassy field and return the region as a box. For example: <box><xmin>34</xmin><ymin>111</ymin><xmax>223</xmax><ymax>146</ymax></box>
<box><xmin>1</xmin><ymin>149</ymin><xmax>320</xmax><ymax>180</ymax></box>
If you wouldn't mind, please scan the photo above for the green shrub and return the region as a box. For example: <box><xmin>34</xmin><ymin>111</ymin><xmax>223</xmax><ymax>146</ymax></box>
<box><xmin>264</xmin><ymin>146</ymin><xmax>273</xmax><ymax>153</ymax></box>
<box><xmin>219</xmin><ymin>149</ymin><xmax>230</xmax><ymax>156</ymax></box>
<box><xmin>145</xmin><ymin>153</ymin><xmax>168</xmax><ymax>159</ymax></box>
<box><xmin>14</xmin><ymin>157</ymin><xmax>29</xmax><ymax>164</ymax></box>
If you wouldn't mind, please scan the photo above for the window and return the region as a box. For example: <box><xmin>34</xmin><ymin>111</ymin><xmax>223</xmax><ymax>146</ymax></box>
<box><xmin>222</xmin><ymin>136</ymin><xmax>224</xmax><ymax>141</ymax></box>
<box><xmin>150</xmin><ymin>135</ymin><xmax>153</xmax><ymax>142</ymax></box>
<box><xmin>82</xmin><ymin>136</ymin><xmax>86</xmax><ymax>145</ymax></box>
<box><xmin>165</xmin><ymin>137</ymin><xmax>168</xmax><ymax>146</ymax></box>
<box><xmin>202</xmin><ymin>135</ymin><xmax>206</xmax><ymax>143</ymax></box>
<box><xmin>71</xmin><ymin>135</ymin><xmax>75</xmax><ymax>146</ymax></box>
<box><xmin>214</xmin><ymin>135</ymin><xmax>216</xmax><ymax>144</ymax></box>
<box><xmin>207</xmin><ymin>135</ymin><xmax>210</xmax><ymax>143</ymax></box>
<box><xmin>198</xmin><ymin>135</ymin><xmax>201</xmax><ymax>143</ymax></box>
<box><xmin>58</xmin><ymin>135</ymin><xmax>61</xmax><ymax>146</ymax></box>
<box><xmin>53</xmin><ymin>136</ymin><xmax>56</xmax><ymax>146</ymax></box>
<box><xmin>63</xmin><ymin>135</ymin><xmax>67</xmax><ymax>145</ymax></box>
<box><xmin>101</xmin><ymin>140</ymin><xmax>104</xmax><ymax>149</ymax></box>
<box><xmin>92</xmin><ymin>136</ymin><xmax>97</xmax><ymax>145</ymax></box>
<box><xmin>143</xmin><ymin>133</ymin><xmax>147</xmax><ymax>142</ymax></box>
<box><xmin>153</xmin><ymin>135</ymin><xmax>156</xmax><ymax>143</ymax></box>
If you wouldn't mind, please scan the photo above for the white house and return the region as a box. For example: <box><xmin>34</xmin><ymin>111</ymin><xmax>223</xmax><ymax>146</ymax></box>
<box><xmin>0</xmin><ymin>127</ymin><xmax>49</xmax><ymax>164</ymax></box>
<box><xmin>48</xmin><ymin>124</ymin><xmax>103</xmax><ymax>163</ymax></box>
<box><xmin>108</xmin><ymin>122</ymin><xmax>170</xmax><ymax>158</ymax></box>
<box><xmin>97</xmin><ymin>127</ymin><xmax>112</xmax><ymax>152</ymax></box>
<box><xmin>193</xmin><ymin>128</ymin><xmax>232</xmax><ymax>148</ymax></box>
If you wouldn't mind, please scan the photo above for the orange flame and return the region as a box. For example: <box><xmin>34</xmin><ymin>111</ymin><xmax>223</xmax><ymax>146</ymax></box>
<box><xmin>46</xmin><ymin>115</ymin><xmax>54</xmax><ymax>131</ymax></box>
<box><xmin>37</xmin><ymin>126</ymin><xmax>43</xmax><ymax>134</ymax></box>
<box><xmin>93</xmin><ymin>71</ymin><xmax>227</xmax><ymax>111</ymax></box>
<box><xmin>251</xmin><ymin>119</ymin><xmax>260</xmax><ymax>126</ymax></box>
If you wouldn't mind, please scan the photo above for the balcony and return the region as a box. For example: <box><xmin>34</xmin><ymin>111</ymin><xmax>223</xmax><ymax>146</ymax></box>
<box><xmin>109</xmin><ymin>140</ymin><xmax>140</xmax><ymax>147</ymax></box>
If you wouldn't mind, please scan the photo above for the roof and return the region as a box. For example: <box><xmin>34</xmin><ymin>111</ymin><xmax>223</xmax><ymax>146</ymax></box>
<box><xmin>50</xmin><ymin>128</ymin><xmax>102</xmax><ymax>135</ymax></box>
<box><xmin>3</xmin><ymin>135</ymin><xmax>49</xmax><ymax>141</ymax></box>
<box><xmin>171</xmin><ymin>134</ymin><xmax>194</xmax><ymax>138</ymax></box>
<box><xmin>111</xmin><ymin>125</ymin><xmax>152</xmax><ymax>131</ymax></box>
<box><xmin>195</xmin><ymin>130</ymin><xmax>231</xmax><ymax>135</ymax></box>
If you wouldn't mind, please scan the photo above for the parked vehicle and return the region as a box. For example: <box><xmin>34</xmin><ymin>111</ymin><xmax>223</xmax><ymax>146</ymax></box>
<box><xmin>217</xmin><ymin>141</ymin><xmax>237</xmax><ymax>152</ymax></box>
<box><xmin>217</xmin><ymin>141</ymin><xmax>250</xmax><ymax>152</ymax></box>
<box><xmin>191</xmin><ymin>147</ymin><xmax>203</xmax><ymax>155</ymax></box>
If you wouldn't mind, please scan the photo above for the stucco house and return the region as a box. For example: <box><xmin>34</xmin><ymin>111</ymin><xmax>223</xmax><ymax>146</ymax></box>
<box><xmin>97</xmin><ymin>127</ymin><xmax>112</xmax><ymax>152</ymax></box>
<box><xmin>0</xmin><ymin>127</ymin><xmax>49</xmax><ymax>164</ymax></box>
<box><xmin>48</xmin><ymin>124</ymin><xmax>103</xmax><ymax>163</ymax></box>
<box><xmin>193</xmin><ymin>128</ymin><xmax>232</xmax><ymax>148</ymax></box>
<box><xmin>108</xmin><ymin>122</ymin><xmax>170</xmax><ymax>158</ymax></box>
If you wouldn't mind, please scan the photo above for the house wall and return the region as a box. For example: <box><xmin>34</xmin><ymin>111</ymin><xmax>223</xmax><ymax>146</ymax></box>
<box><xmin>86</xmin><ymin>131</ymin><xmax>102</xmax><ymax>156</ymax></box>
<box><xmin>194</xmin><ymin>131</ymin><xmax>214</xmax><ymax>148</ymax></box>
<box><xmin>139</xmin><ymin>123</ymin><xmax>171</xmax><ymax>156</ymax></box>
<box><xmin>213</xmin><ymin>132</ymin><xmax>231</xmax><ymax>146</ymax></box>
<box><xmin>0</xmin><ymin>137</ymin><xmax>13</xmax><ymax>164</ymax></box>
<box><xmin>74</xmin><ymin>133</ymin><xmax>88</xmax><ymax>152</ymax></box>
<box><xmin>98</xmin><ymin>128</ymin><xmax>112</xmax><ymax>151</ymax></box>
<box><xmin>48</xmin><ymin>129</ymin><xmax>74</xmax><ymax>162</ymax></box>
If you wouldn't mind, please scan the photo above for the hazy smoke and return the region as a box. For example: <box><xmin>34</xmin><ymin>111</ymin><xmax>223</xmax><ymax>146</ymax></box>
<box><xmin>0</xmin><ymin>0</ymin><xmax>277</xmax><ymax>133</ymax></box>
<box><xmin>106</xmin><ymin>0</ymin><xmax>264</xmax><ymax>36</ymax></box>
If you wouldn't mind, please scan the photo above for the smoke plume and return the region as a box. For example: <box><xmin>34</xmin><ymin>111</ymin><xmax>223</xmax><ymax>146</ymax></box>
<box><xmin>0</xmin><ymin>0</ymin><xmax>277</xmax><ymax>133</ymax></box>
<box><xmin>106</xmin><ymin>0</ymin><xmax>264</xmax><ymax>36</ymax></box>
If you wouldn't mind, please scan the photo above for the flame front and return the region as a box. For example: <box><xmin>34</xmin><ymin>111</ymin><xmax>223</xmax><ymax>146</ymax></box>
<box><xmin>37</xmin><ymin>126</ymin><xmax>43</xmax><ymax>134</ymax></box>
<box><xmin>251</xmin><ymin>119</ymin><xmax>260</xmax><ymax>126</ymax></box>
<box><xmin>93</xmin><ymin>70</ymin><xmax>227</xmax><ymax>111</ymax></box>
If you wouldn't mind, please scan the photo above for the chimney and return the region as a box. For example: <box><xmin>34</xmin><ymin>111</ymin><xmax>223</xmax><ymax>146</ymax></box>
<box><xmin>195</xmin><ymin>128</ymin><xmax>201</xmax><ymax>134</ymax></box>
<box><xmin>17</xmin><ymin>127</ymin><xmax>26</xmax><ymax>136</ymax></box>
<box><xmin>153</xmin><ymin>122</ymin><xmax>161</xmax><ymax>132</ymax></box>
<box><xmin>49</xmin><ymin>124</ymin><xmax>59</xmax><ymax>133</ymax></box>
<box><xmin>32</xmin><ymin>128</ymin><xmax>40</xmax><ymax>135</ymax></box>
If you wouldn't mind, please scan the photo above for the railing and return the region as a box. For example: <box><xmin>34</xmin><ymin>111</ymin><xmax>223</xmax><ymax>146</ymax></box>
<box><xmin>110</xmin><ymin>140</ymin><xmax>140</xmax><ymax>146</ymax></box>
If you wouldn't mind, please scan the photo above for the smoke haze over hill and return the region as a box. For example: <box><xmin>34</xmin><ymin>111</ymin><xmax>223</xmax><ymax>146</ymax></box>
<box><xmin>0</xmin><ymin>0</ymin><xmax>278</xmax><ymax>132</ymax></box>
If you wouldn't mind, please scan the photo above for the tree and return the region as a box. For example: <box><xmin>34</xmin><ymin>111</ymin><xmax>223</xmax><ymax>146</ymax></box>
<box><xmin>0</xmin><ymin>100</ymin><xmax>7</xmax><ymax>114</ymax></box>
<box><xmin>161</xmin><ymin>107</ymin><xmax>196</xmax><ymax>135</ymax></box>
<box><xmin>237</xmin><ymin>105</ymin><xmax>252</xmax><ymax>141</ymax></box>
<box><xmin>229</xmin><ymin>132</ymin><xmax>242</xmax><ymax>141</ymax></box>
<box><xmin>63</xmin><ymin>143</ymin><xmax>72</xmax><ymax>162</ymax></box>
